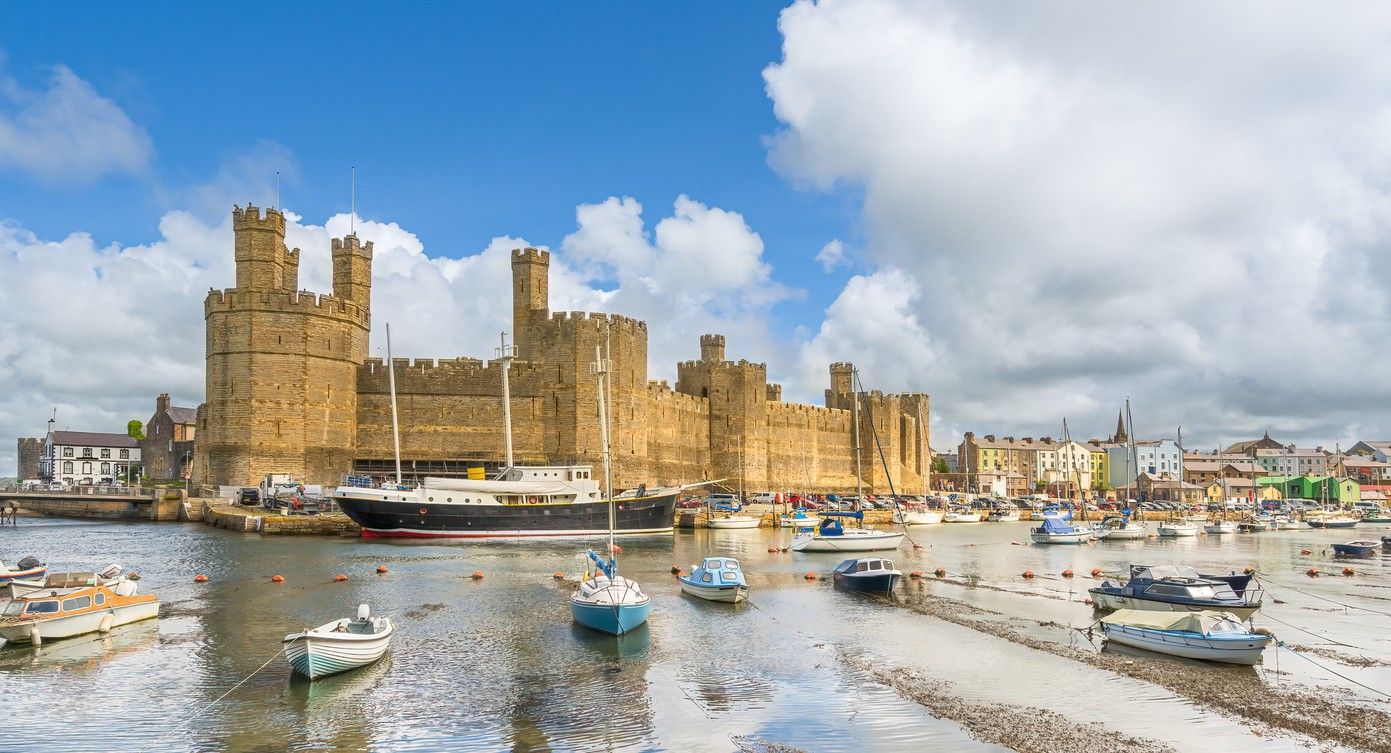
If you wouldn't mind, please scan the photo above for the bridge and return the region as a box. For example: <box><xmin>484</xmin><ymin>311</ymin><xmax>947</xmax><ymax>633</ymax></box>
<box><xmin>0</xmin><ymin>485</ymin><xmax>185</xmax><ymax>521</ymax></box>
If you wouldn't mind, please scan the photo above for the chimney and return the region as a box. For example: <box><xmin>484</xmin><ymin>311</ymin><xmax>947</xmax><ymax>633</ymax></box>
<box><xmin>156</xmin><ymin>393</ymin><xmax>171</xmax><ymax>414</ymax></box>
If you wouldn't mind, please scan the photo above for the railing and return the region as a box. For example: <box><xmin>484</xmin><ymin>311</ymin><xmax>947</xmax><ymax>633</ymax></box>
<box><xmin>1</xmin><ymin>484</ymin><xmax>152</xmax><ymax>497</ymax></box>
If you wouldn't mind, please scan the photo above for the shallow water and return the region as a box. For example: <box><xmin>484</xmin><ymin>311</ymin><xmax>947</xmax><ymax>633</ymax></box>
<box><xmin>0</xmin><ymin>516</ymin><xmax>1387</xmax><ymax>752</ymax></box>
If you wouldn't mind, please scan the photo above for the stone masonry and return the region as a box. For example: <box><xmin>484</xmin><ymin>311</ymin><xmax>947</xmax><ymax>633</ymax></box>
<box><xmin>193</xmin><ymin>205</ymin><xmax>930</xmax><ymax>494</ymax></box>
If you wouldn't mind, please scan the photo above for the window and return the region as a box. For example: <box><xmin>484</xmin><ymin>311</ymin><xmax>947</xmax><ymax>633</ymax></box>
<box><xmin>63</xmin><ymin>447</ymin><xmax>73</xmax><ymax>457</ymax></box>
<box><xmin>119</xmin><ymin>449</ymin><xmax>129</xmax><ymax>459</ymax></box>
<box><xmin>95</xmin><ymin>593</ymin><xmax>105</xmax><ymax>606</ymax></box>
<box><xmin>25</xmin><ymin>600</ymin><xmax>60</xmax><ymax>614</ymax></box>
<box><xmin>82</xmin><ymin>448</ymin><xmax>92</xmax><ymax>458</ymax></box>
<box><xmin>62</xmin><ymin>596</ymin><xmax>91</xmax><ymax>611</ymax></box>
<box><xmin>100</xmin><ymin>463</ymin><xmax>110</xmax><ymax>474</ymax></box>
<box><xmin>101</xmin><ymin>448</ymin><xmax>110</xmax><ymax>459</ymax></box>
<box><xmin>82</xmin><ymin>462</ymin><xmax>92</xmax><ymax>474</ymax></box>
<box><xmin>63</xmin><ymin>461</ymin><xmax>73</xmax><ymax>473</ymax></box>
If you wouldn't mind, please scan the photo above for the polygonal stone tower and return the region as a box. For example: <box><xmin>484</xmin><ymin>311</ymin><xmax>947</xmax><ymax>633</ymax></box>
<box><xmin>511</xmin><ymin>248</ymin><xmax>550</xmax><ymax>362</ymax></box>
<box><xmin>196</xmin><ymin>204</ymin><xmax>371</xmax><ymax>487</ymax></box>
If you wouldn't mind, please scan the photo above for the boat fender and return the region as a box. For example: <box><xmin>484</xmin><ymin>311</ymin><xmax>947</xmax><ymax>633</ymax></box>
<box><xmin>1342</xmin><ymin>567</ymin><xmax>1355</xmax><ymax>576</ymax></box>
<box><xmin>29</xmin><ymin>627</ymin><xmax>41</xmax><ymax>646</ymax></box>
<box><xmin>98</xmin><ymin>613</ymin><xmax>114</xmax><ymax>633</ymax></box>
<box><xmin>609</xmin><ymin>544</ymin><xmax>623</xmax><ymax>554</ymax></box>
<box><xmin>419</xmin><ymin>508</ymin><xmax>428</xmax><ymax>516</ymax></box>
<box><xmin>1252</xmin><ymin>626</ymin><xmax>1276</xmax><ymax>638</ymax></box>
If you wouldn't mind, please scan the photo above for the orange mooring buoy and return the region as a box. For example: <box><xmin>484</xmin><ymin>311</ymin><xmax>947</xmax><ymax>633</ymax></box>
<box><xmin>670</xmin><ymin>565</ymin><xmax>681</xmax><ymax>574</ymax></box>
<box><xmin>1342</xmin><ymin>567</ymin><xmax>1355</xmax><ymax>576</ymax></box>
<box><xmin>909</xmin><ymin>571</ymin><xmax>922</xmax><ymax>579</ymax></box>
<box><xmin>912</xmin><ymin>543</ymin><xmax>923</xmax><ymax>550</ymax></box>
<box><xmin>127</xmin><ymin>572</ymin><xmax>140</xmax><ymax>580</ymax></box>
<box><xmin>471</xmin><ymin>570</ymin><xmax>484</xmax><ymax>580</ymax></box>
<box><xmin>1022</xmin><ymin>570</ymin><xmax>1034</xmax><ymax>579</ymax></box>
<box><xmin>610</xmin><ymin>543</ymin><xmax>623</xmax><ymax>554</ymax></box>
<box><xmin>804</xmin><ymin>571</ymin><xmax>817</xmax><ymax>581</ymax></box>
<box><xmin>768</xmin><ymin>547</ymin><xmax>778</xmax><ymax>553</ymax></box>
<box><xmin>1083</xmin><ymin>597</ymin><xmax>1093</xmax><ymax>605</ymax></box>
<box><xmin>1301</xmin><ymin>549</ymin><xmax>1312</xmax><ymax>555</ymax></box>
<box><xmin>1090</xmin><ymin>568</ymin><xmax>1102</xmax><ymax>578</ymax></box>
<box><xmin>553</xmin><ymin>571</ymin><xmax>565</xmax><ymax>579</ymax></box>
<box><xmin>935</xmin><ymin>568</ymin><xmax>946</xmax><ymax>577</ymax></box>
<box><xmin>1306</xmin><ymin>568</ymin><xmax>1319</xmax><ymax>577</ymax></box>
<box><xmin>1062</xmin><ymin>569</ymin><xmax>1074</xmax><ymax>578</ymax></box>
<box><xmin>333</xmin><ymin>573</ymin><xmax>348</xmax><ymax>582</ymax></box>
<box><xmin>1244</xmin><ymin>566</ymin><xmax>1256</xmax><ymax>575</ymax></box>
<box><xmin>376</xmin><ymin>565</ymin><xmax>389</xmax><ymax>574</ymax></box>
<box><xmin>271</xmin><ymin>575</ymin><xmax>285</xmax><ymax>583</ymax></box>
<box><xmin>193</xmin><ymin>574</ymin><xmax>208</xmax><ymax>583</ymax></box>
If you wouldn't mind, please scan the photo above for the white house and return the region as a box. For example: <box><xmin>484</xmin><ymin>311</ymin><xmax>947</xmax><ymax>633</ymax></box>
<box><xmin>42</xmin><ymin>431</ymin><xmax>142</xmax><ymax>486</ymax></box>
<box><xmin>1106</xmin><ymin>440</ymin><xmax>1182</xmax><ymax>487</ymax></box>
<box><xmin>1253</xmin><ymin>445</ymin><xmax>1331</xmax><ymax>476</ymax></box>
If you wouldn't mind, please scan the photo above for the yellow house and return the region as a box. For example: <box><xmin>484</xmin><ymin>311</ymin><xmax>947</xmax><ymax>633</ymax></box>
<box><xmin>1085</xmin><ymin>443</ymin><xmax>1109</xmax><ymax>490</ymax></box>
<box><xmin>1204</xmin><ymin>479</ymin><xmax>1282</xmax><ymax>502</ymax></box>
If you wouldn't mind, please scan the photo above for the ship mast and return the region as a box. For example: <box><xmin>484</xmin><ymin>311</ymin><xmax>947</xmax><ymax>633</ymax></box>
<box><xmin>593</xmin><ymin>345</ymin><xmax>614</xmax><ymax>533</ymax></box>
<box><xmin>385</xmin><ymin>323</ymin><xmax>402</xmax><ymax>487</ymax></box>
<box><xmin>852</xmin><ymin>366</ymin><xmax>863</xmax><ymax>502</ymax></box>
<box><xmin>496</xmin><ymin>331</ymin><xmax>516</xmax><ymax>471</ymax></box>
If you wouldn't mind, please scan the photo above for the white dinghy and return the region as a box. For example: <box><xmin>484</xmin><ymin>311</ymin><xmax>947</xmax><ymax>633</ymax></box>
<box><xmin>283</xmin><ymin>604</ymin><xmax>394</xmax><ymax>680</ymax></box>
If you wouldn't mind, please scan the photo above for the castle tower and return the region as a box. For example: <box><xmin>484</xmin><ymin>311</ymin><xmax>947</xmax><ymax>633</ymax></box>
<box><xmin>826</xmin><ymin>362</ymin><xmax>854</xmax><ymax>410</ymax></box>
<box><xmin>511</xmin><ymin>248</ymin><xmax>550</xmax><ymax>361</ymax></box>
<box><xmin>700</xmin><ymin>334</ymin><xmax>725</xmax><ymax>363</ymax></box>
<box><xmin>332</xmin><ymin>234</ymin><xmax>373</xmax><ymax>309</ymax></box>
<box><xmin>196</xmin><ymin>205</ymin><xmax>371</xmax><ymax>487</ymax></box>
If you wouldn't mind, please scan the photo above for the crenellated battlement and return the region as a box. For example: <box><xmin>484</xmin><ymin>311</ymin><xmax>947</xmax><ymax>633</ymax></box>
<box><xmin>204</xmin><ymin>288</ymin><xmax>370</xmax><ymax>327</ymax></box>
<box><xmin>512</xmin><ymin>247</ymin><xmax>550</xmax><ymax>264</ymax></box>
<box><xmin>646</xmin><ymin>380</ymin><xmax>709</xmax><ymax>409</ymax></box>
<box><xmin>232</xmin><ymin>204</ymin><xmax>285</xmax><ymax>233</ymax></box>
<box><xmin>544</xmin><ymin>310</ymin><xmax>648</xmax><ymax>333</ymax></box>
<box><xmin>331</xmin><ymin>234</ymin><xmax>374</xmax><ymax>258</ymax></box>
<box><xmin>358</xmin><ymin>355</ymin><xmax>543</xmax><ymax>396</ymax></box>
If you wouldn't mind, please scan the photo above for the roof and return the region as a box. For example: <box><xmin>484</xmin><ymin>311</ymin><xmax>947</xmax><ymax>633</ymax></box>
<box><xmin>1339</xmin><ymin>456</ymin><xmax>1390</xmax><ymax>468</ymax></box>
<box><xmin>165</xmin><ymin>406</ymin><xmax>198</xmax><ymax>425</ymax></box>
<box><xmin>49</xmin><ymin>430</ymin><xmax>138</xmax><ymax>448</ymax></box>
<box><xmin>1204</xmin><ymin>478</ymin><xmax>1255</xmax><ymax>488</ymax></box>
<box><xmin>1183</xmin><ymin>460</ymin><xmax>1262</xmax><ymax>474</ymax></box>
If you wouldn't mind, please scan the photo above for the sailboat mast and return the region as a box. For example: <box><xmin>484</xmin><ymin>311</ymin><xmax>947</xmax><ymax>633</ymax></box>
<box><xmin>385</xmin><ymin>323</ymin><xmax>402</xmax><ymax>487</ymax></box>
<box><xmin>497</xmin><ymin>331</ymin><xmax>515</xmax><ymax>470</ymax></box>
<box><xmin>1126</xmin><ymin>398</ymin><xmax>1139</xmax><ymax>510</ymax></box>
<box><xmin>593</xmin><ymin>346</ymin><xmax>614</xmax><ymax>549</ymax></box>
<box><xmin>852</xmin><ymin>367</ymin><xmax>863</xmax><ymax>501</ymax></box>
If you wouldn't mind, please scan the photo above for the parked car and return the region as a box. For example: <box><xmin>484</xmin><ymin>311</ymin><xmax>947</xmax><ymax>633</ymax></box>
<box><xmin>677</xmin><ymin>497</ymin><xmax>703</xmax><ymax>509</ymax></box>
<box><xmin>748</xmin><ymin>491</ymin><xmax>777</xmax><ymax>505</ymax></box>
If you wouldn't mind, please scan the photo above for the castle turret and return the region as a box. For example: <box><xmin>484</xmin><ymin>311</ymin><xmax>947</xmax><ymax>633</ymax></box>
<box><xmin>511</xmin><ymin>248</ymin><xmax>550</xmax><ymax>361</ymax></box>
<box><xmin>283</xmin><ymin>246</ymin><xmax>301</xmax><ymax>291</ymax></box>
<box><xmin>332</xmin><ymin>234</ymin><xmax>373</xmax><ymax>310</ymax></box>
<box><xmin>233</xmin><ymin>204</ymin><xmax>290</xmax><ymax>291</ymax></box>
<box><xmin>700</xmin><ymin>334</ymin><xmax>725</xmax><ymax>363</ymax></box>
<box><xmin>827</xmin><ymin>362</ymin><xmax>854</xmax><ymax>410</ymax></box>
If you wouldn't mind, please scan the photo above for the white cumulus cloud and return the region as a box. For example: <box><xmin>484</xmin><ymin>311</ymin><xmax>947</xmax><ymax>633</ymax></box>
<box><xmin>0</xmin><ymin>64</ymin><xmax>152</xmax><ymax>184</ymax></box>
<box><xmin>769</xmin><ymin>0</ymin><xmax>1391</xmax><ymax>449</ymax></box>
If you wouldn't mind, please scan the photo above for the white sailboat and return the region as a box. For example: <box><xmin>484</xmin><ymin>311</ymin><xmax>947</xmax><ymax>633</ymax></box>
<box><xmin>571</xmin><ymin>342</ymin><xmax>651</xmax><ymax>636</ymax></box>
<box><xmin>1097</xmin><ymin>400</ymin><xmax>1148</xmax><ymax>540</ymax></box>
<box><xmin>707</xmin><ymin>436</ymin><xmax>760</xmax><ymax>529</ymax></box>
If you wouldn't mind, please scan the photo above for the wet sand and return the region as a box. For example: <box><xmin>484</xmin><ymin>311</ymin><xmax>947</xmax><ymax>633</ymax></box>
<box><xmin>894</xmin><ymin>589</ymin><xmax>1391</xmax><ymax>753</ymax></box>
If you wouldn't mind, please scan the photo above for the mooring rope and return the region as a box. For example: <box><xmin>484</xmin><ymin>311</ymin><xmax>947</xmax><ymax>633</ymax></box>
<box><xmin>1261</xmin><ymin>576</ymin><xmax>1391</xmax><ymax>618</ymax></box>
<box><xmin>137</xmin><ymin>646</ymin><xmax>284</xmax><ymax>752</ymax></box>
<box><xmin>1276</xmin><ymin>642</ymin><xmax>1391</xmax><ymax>699</ymax></box>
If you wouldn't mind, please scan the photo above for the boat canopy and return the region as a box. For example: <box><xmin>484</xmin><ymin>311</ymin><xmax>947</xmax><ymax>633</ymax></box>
<box><xmin>821</xmin><ymin>511</ymin><xmax>864</xmax><ymax>520</ymax></box>
<box><xmin>1040</xmin><ymin>517</ymin><xmax>1075</xmax><ymax>533</ymax></box>
<box><xmin>1102</xmin><ymin>608</ymin><xmax>1245</xmax><ymax>634</ymax></box>
<box><xmin>1132</xmin><ymin>565</ymin><xmax>1202</xmax><ymax>581</ymax></box>
<box><xmin>422</xmin><ymin>477</ymin><xmax>573</xmax><ymax>495</ymax></box>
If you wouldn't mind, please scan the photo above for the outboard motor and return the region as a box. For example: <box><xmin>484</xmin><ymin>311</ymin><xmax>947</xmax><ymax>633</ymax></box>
<box><xmin>357</xmin><ymin>603</ymin><xmax>371</xmax><ymax>621</ymax></box>
<box><xmin>99</xmin><ymin>563</ymin><xmax>122</xmax><ymax>580</ymax></box>
<box><xmin>16</xmin><ymin>556</ymin><xmax>41</xmax><ymax>571</ymax></box>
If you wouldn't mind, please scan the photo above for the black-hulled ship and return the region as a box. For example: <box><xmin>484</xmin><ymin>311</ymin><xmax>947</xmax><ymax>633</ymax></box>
<box><xmin>334</xmin><ymin>465</ymin><xmax>678</xmax><ymax>539</ymax></box>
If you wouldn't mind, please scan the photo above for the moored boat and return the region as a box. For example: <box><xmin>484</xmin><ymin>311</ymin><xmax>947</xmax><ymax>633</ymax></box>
<box><xmin>1157</xmin><ymin>521</ymin><xmax>1199</xmax><ymax>537</ymax></box>
<box><xmin>1100</xmin><ymin>609</ymin><xmax>1271</xmax><ymax>665</ymax></box>
<box><xmin>1308</xmin><ymin>515</ymin><xmax>1359</xmax><ymax>529</ymax></box>
<box><xmin>0</xmin><ymin>557</ymin><xmax>46</xmax><ymax>585</ymax></box>
<box><xmin>1094</xmin><ymin>515</ymin><xmax>1147</xmax><ymax>541</ymax></box>
<box><xmin>1029</xmin><ymin>516</ymin><xmax>1094</xmax><ymax>545</ymax></box>
<box><xmin>892</xmin><ymin>502</ymin><xmax>944</xmax><ymax>525</ymax></box>
<box><xmin>781</xmin><ymin>509</ymin><xmax>822</xmax><ymax>529</ymax></box>
<box><xmin>5</xmin><ymin>564</ymin><xmax>122</xmax><ymax>599</ymax></box>
<box><xmin>986</xmin><ymin>506</ymin><xmax>1021</xmax><ymax>522</ymax></box>
<box><xmin>1361</xmin><ymin>508</ymin><xmax>1391</xmax><ymax>524</ymax></box>
<box><xmin>678</xmin><ymin>557</ymin><xmax>749</xmax><ymax>603</ymax></box>
<box><xmin>283</xmin><ymin>604</ymin><xmax>394</xmax><ymax>680</ymax></box>
<box><xmin>832</xmin><ymin>557</ymin><xmax>902</xmax><ymax>595</ymax></box>
<box><xmin>706</xmin><ymin>514</ymin><xmax>760</xmax><ymax>529</ymax></box>
<box><xmin>1089</xmin><ymin>564</ymin><xmax>1262</xmax><ymax>619</ymax></box>
<box><xmin>0</xmin><ymin>577</ymin><xmax>157</xmax><ymax>646</ymax></box>
<box><xmin>1331</xmin><ymin>540</ymin><xmax>1382</xmax><ymax>558</ymax></box>
<box><xmin>1203</xmin><ymin>520</ymin><xmax>1238</xmax><ymax>535</ymax></box>
<box><xmin>572</xmin><ymin>551</ymin><xmax>651</xmax><ymax>635</ymax></box>
<box><xmin>791</xmin><ymin>513</ymin><xmax>904</xmax><ymax>552</ymax></box>
<box><xmin>942</xmin><ymin>506</ymin><xmax>983</xmax><ymax>523</ymax></box>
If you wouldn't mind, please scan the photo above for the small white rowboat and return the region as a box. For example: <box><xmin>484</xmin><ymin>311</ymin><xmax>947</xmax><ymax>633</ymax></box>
<box><xmin>284</xmin><ymin>604</ymin><xmax>394</xmax><ymax>680</ymax></box>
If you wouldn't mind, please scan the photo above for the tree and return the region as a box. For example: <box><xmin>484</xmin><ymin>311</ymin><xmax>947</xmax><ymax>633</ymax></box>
<box><xmin>127</xmin><ymin>420</ymin><xmax>145</xmax><ymax>441</ymax></box>
<box><xmin>931</xmin><ymin>456</ymin><xmax>950</xmax><ymax>474</ymax></box>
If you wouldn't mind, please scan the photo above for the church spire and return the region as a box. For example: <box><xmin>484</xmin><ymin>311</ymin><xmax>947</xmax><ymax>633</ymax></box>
<box><xmin>1113</xmin><ymin>410</ymin><xmax>1128</xmax><ymax>443</ymax></box>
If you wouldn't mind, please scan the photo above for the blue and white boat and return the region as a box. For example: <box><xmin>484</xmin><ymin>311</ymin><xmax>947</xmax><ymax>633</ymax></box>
<box><xmin>283</xmin><ymin>604</ymin><xmax>394</xmax><ymax>680</ymax></box>
<box><xmin>677</xmin><ymin>557</ymin><xmax>749</xmax><ymax>603</ymax></box>
<box><xmin>0</xmin><ymin>557</ymin><xmax>46</xmax><ymax>585</ymax></box>
<box><xmin>791</xmin><ymin>512</ymin><xmax>904</xmax><ymax>552</ymax></box>
<box><xmin>1100</xmin><ymin>609</ymin><xmax>1271</xmax><ymax>665</ymax></box>
<box><xmin>1331</xmin><ymin>540</ymin><xmax>1382</xmax><ymax>558</ymax></box>
<box><xmin>572</xmin><ymin>550</ymin><xmax>651</xmax><ymax>634</ymax></box>
<box><xmin>1089</xmin><ymin>564</ymin><xmax>1261</xmax><ymax>619</ymax></box>
<box><xmin>570</xmin><ymin>345</ymin><xmax>651</xmax><ymax>637</ymax></box>
<box><xmin>832</xmin><ymin>557</ymin><xmax>902</xmax><ymax>595</ymax></box>
<box><xmin>1029</xmin><ymin>516</ymin><xmax>1094</xmax><ymax>544</ymax></box>
<box><xmin>780</xmin><ymin>508</ymin><xmax>821</xmax><ymax>529</ymax></box>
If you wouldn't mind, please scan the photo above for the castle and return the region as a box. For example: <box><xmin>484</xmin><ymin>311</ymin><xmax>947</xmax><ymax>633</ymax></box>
<box><xmin>191</xmin><ymin>205</ymin><xmax>932</xmax><ymax>494</ymax></box>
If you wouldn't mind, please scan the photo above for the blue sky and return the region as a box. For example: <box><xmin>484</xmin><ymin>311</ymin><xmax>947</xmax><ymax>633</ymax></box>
<box><xmin>1</xmin><ymin>2</ymin><xmax>856</xmax><ymax>336</ymax></box>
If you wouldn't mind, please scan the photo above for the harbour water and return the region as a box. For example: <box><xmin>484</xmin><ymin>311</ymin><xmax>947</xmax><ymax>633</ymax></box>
<box><xmin>2</xmin><ymin>517</ymin><xmax>1388</xmax><ymax>752</ymax></box>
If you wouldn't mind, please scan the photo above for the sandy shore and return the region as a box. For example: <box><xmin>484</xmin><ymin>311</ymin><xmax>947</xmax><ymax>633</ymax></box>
<box><xmin>891</xmin><ymin>589</ymin><xmax>1391</xmax><ymax>753</ymax></box>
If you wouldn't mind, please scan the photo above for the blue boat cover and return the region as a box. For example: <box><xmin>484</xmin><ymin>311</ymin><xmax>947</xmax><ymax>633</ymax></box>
<box><xmin>586</xmin><ymin>549</ymin><xmax>615</xmax><ymax>578</ymax></box>
<box><xmin>1040</xmin><ymin>517</ymin><xmax>1074</xmax><ymax>533</ymax></box>
<box><xmin>821</xmin><ymin>511</ymin><xmax>864</xmax><ymax>520</ymax></box>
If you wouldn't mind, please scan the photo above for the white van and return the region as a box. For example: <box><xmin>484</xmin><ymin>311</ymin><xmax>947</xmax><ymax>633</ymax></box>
<box><xmin>749</xmin><ymin>491</ymin><xmax>777</xmax><ymax>505</ymax></box>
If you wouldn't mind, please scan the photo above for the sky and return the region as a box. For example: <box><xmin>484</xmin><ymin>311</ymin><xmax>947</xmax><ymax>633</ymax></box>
<box><xmin>4</xmin><ymin>1</ymin><xmax>1391</xmax><ymax>475</ymax></box>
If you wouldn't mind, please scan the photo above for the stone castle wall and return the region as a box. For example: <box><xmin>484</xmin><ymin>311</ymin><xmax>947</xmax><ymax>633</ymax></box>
<box><xmin>194</xmin><ymin>209</ymin><xmax>931</xmax><ymax>494</ymax></box>
<box><xmin>16</xmin><ymin>437</ymin><xmax>41</xmax><ymax>480</ymax></box>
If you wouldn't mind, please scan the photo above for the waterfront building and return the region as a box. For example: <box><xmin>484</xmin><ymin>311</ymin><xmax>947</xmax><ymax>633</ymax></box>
<box><xmin>1085</xmin><ymin>442</ymin><xmax>1109</xmax><ymax>491</ymax></box>
<box><xmin>1345</xmin><ymin>440</ymin><xmax>1391</xmax><ymax>462</ymax></box>
<box><xmin>1252</xmin><ymin>445</ymin><xmax>1333</xmax><ymax>476</ymax></box>
<box><xmin>42</xmin><ymin>430</ymin><xmax>141</xmax><ymax>486</ymax></box>
<box><xmin>1106</xmin><ymin>439</ymin><xmax>1182</xmax><ymax>487</ymax></box>
<box><xmin>1116</xmin><ymin>471</ymin><xmax>1205</xmax><ymax>504</ymax></box>
<box><xmin>141</xmin><ymin>393</ymin><xmax>198</xmax><ymax>481</ymax></box>
<box><xmin>1203</xmin><ymin>477</ymin><xmax>1262</xmax><ymax>503</ymax></box>
<box><xmin>1182</xmin><ymin>458</ymin><xmax>1263</xmax><ymax>486</ymax></box>
<box><xmin>1333</xmin><ymin>454</ymin><xmax>1391</xmax><ymax>484</ymax></box>
<box><xmin>191</xmin><ymin>205</ymin><xmax>929</xmax><ymax>492</ymax></box>
<box><xmin>1223</xmin><ymin>432</ymin><xmax>1287</xmax><ymax>454</ymax></box>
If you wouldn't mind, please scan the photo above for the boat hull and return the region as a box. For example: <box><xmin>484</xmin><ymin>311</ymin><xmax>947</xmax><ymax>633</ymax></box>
<box><xmin>706</xmin><ymin>516</ymin><xmax>760</xmax><ymax>529</ymax></box>
<box><xmin>1088</xmin><ymin>591</ymin><xmax>1259</xmax><ymax>620</ymax></box>
<box><xmin>570</xmin><ymin>598</ymin><xmax>650</xmax><ymax>635</ymax></box>
<box><xmin>677</xmin><ymin>579</ymin><xmax>749</xmax><ymax>603</ymax></box>
<box><xmin>0</xmin><ymin>601</ymin><xmax>158</xmax><ymax>644</ymax></box>
<box><xmin>894</xmin><ymin>511</ymin><xmax>944</xmax><ymax>525</ymax></box>
<box><xmin>833</xmin><ymin>571</ymin><xmax>901</xmax><ymax>594</ymax></box>
<box><xmin>1203</xmin><ymin>523</ymin><xmax>1237</xmax><ymax>535</ymax></box>
<box><xmin>780</xmin><ymin>516</ymin><xmax>820</xmax><ymax>529</ymax></box>
<box><xmin>1157</xmin><ymin>525</ymin><xmax>1198</xmax><ymax>537</ymax></box>
<box><xmin>1030</xmin><ymin>530</ymin><xmax>1093</xmax><ymax>544</ymax></box>
<box><xmin>1095</xmin><ymin>527</ymin><xmax>1146</xmax><ymax>540</ymax></box>
<box><xmin>1102</xmin><ymin>624</ymin><xmax>1269</xmax><ymax>665</ymax></box>
<box><xmin>791</xmin><ymin>531</ymin><xmax>905</xmax><ymax>552</ymax></box>
<box><xmin>943</xmin><ymin>512</ymin><xmax>983</xmax><ymax>523</ymax></box>
<box><xmin>1309</xmin><ymin>519</ymin><xmax>1358</xmax><ymax>529</ymax></box>
<box><xmin>1332</xmin><ymin>542</ymin><xmax>1382</xmax><ymax>557</ymax></box>
<box><xmin>338</xmin><ymin>491</ymin><xmax>678</xmax><ymax>538</ymax></box>
<box><xmin>285</xmin><ymin>624</ymin><xmax>393</xmax><ymax>680</ymax></box>
<box><xmin>0</xmin><ymin>567</ymin><xmax>46</xmax><ymax>585</ymax></box>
